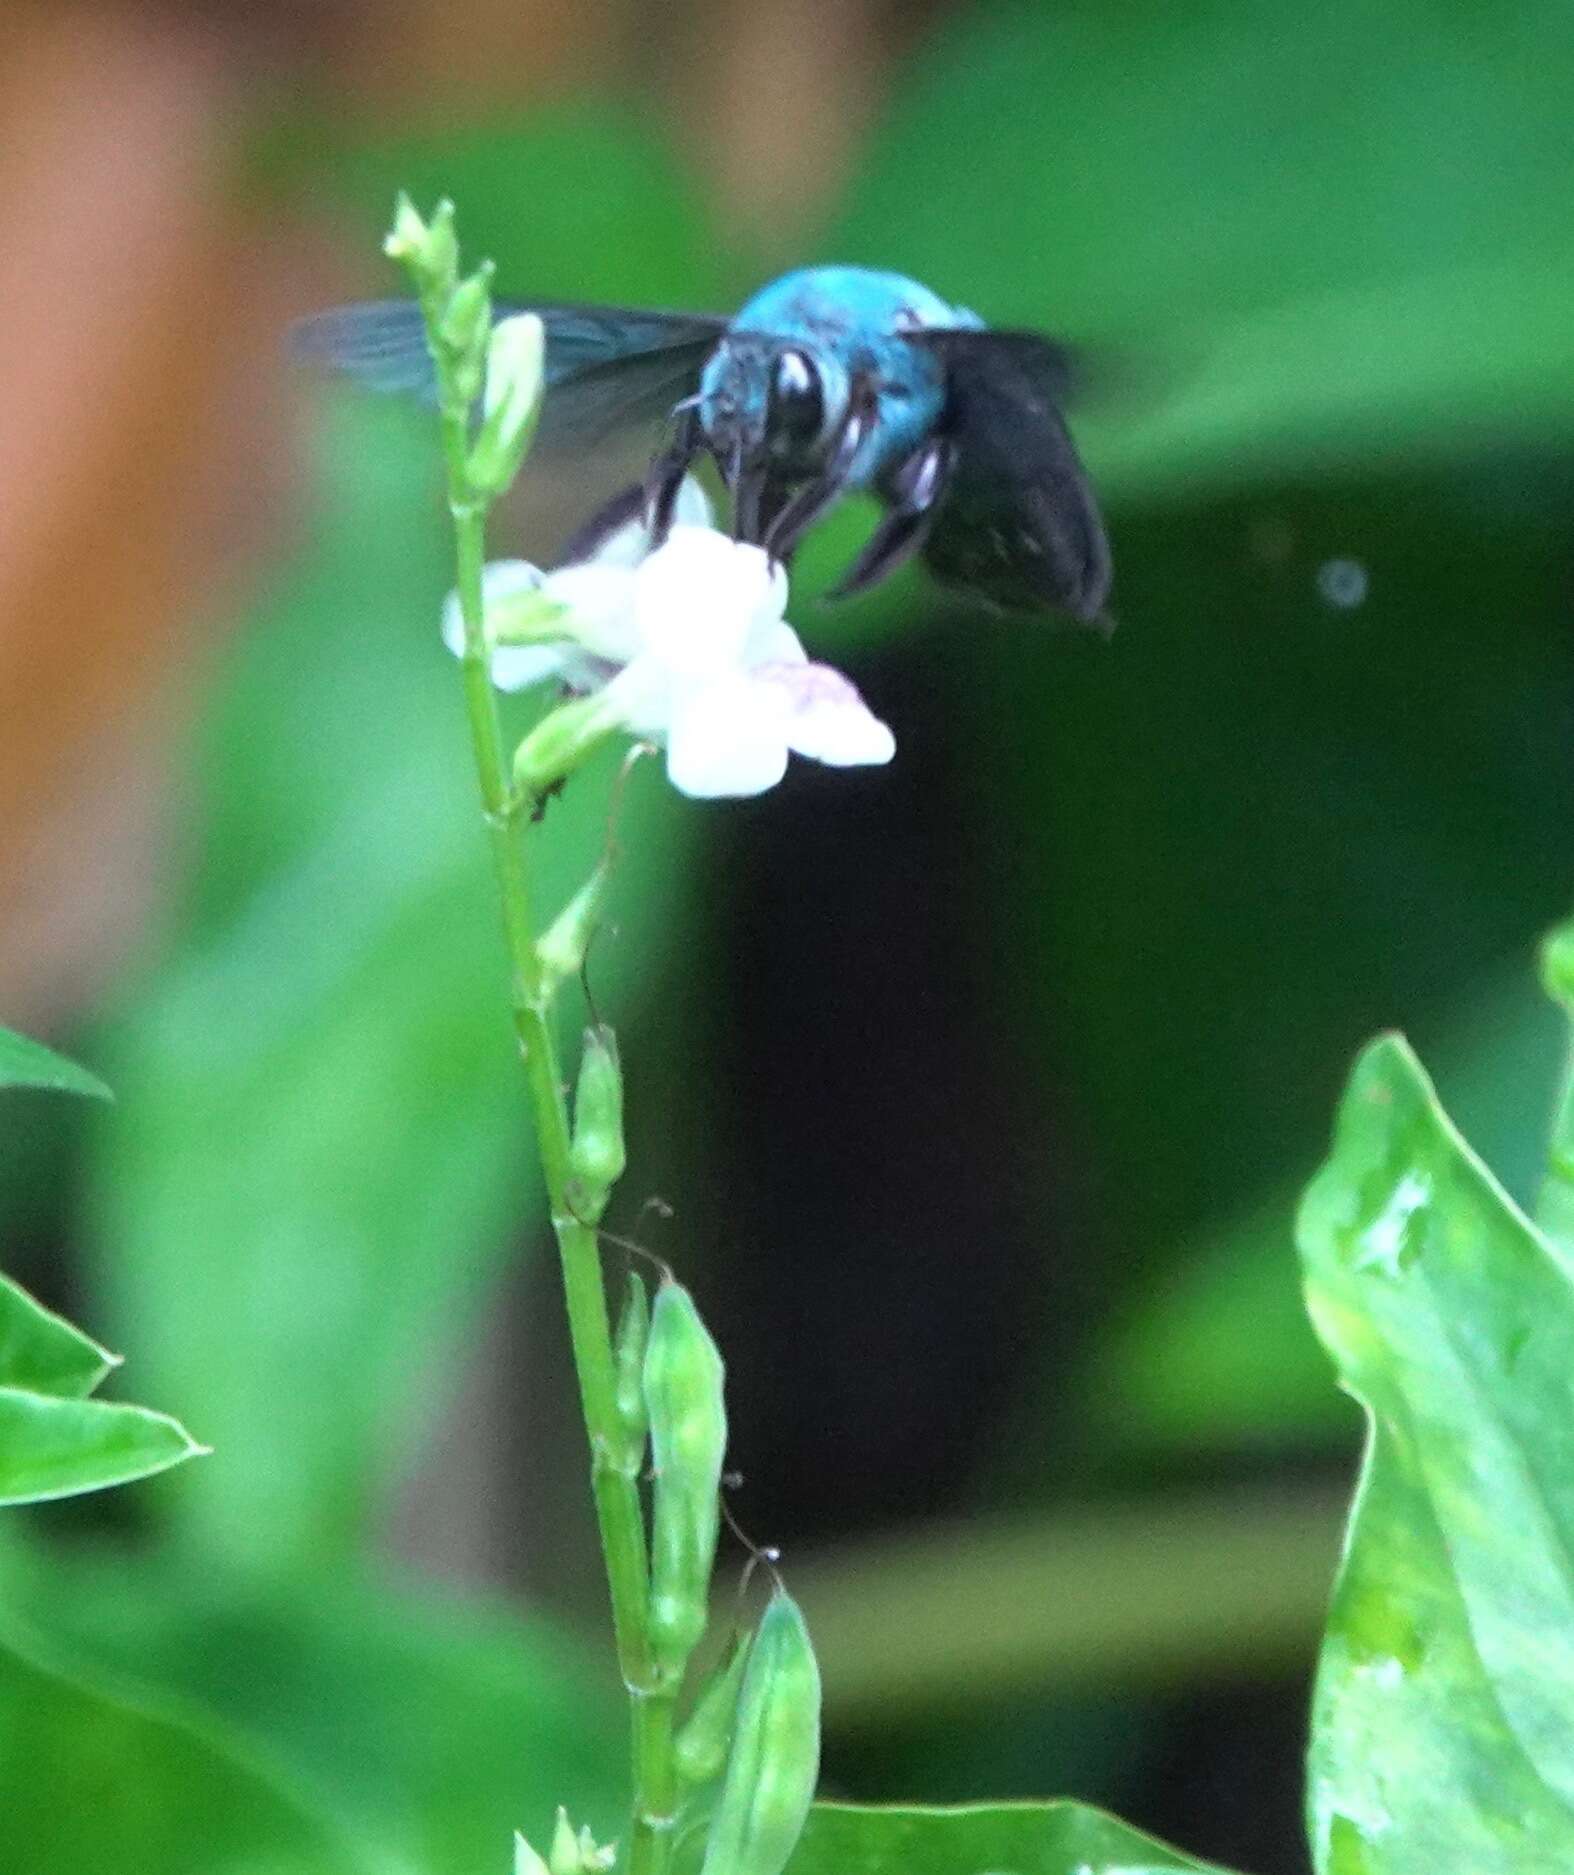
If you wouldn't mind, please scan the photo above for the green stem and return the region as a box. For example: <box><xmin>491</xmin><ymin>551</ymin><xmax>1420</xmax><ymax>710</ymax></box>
<box><xmin>437</xmin><ymin>406</ymin><xmax>676</xmax><ymax>1875</ymax></box>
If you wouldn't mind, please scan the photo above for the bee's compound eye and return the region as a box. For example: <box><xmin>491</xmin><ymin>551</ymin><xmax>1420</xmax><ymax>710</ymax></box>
<box><xmin>767</xmin><ymin>347</ymin><xmax>825</xmax><ymax>451</ymax></box>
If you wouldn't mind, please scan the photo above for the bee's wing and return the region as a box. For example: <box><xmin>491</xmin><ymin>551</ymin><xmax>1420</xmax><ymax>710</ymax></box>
<box><xmin>291</xmin><ymin>299</ymin><xmax>727</xmax><ymax>453</ymax></box>
<box><xmin>911</xmin><ymin>329</ymin><xmax>1111</xmax><ymax>623</ymax></box>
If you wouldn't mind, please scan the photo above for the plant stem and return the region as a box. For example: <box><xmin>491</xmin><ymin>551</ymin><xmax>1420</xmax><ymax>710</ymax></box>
<box><xmin>437</xmin><ymin>406</ymin><xmax>676</xmax><ymax>1875</ymax></box>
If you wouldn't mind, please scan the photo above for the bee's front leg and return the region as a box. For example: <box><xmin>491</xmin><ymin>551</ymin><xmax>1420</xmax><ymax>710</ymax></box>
<box><xmin>828</xmin><ymin>435</ymin><xmax>955</xmax><ymax>598</ymax></box>
<box><xmin>761</xmin><ymin>373</ymin><xmax>879</xmax><ymax>565</ymax></box>
<box><xmin>644</xmin><ymin>401</ymin><xmax>708</xmax><ymax>545</ymax></box>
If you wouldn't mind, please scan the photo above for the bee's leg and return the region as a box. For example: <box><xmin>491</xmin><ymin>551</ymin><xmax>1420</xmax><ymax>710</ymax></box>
<box><xmin>645</xmin><ymin>401</ymin><xmax>707</xmax><ymax>544</ymax></box>
<box><xmin>762</xmin><ymin>372</ymin><xmax>879</xmax><ymax>564</ymax></box>
<box><xmin>827</xmin><ymin>435</ymin><xmax>955</xmax><ymax>598</ymax></box>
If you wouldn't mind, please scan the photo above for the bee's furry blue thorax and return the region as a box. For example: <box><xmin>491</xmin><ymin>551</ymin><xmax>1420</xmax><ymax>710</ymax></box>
<box><xmin>699</xmin><ymin>265</ymin><xmax>983</xmax><ymax>488</ymax></box>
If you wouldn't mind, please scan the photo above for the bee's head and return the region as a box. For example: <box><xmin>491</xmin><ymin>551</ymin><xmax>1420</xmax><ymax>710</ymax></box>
<box><xmin>698</xmin><ymin>336</ymin><xmax>847</xmax><ymax>480</ymax></box>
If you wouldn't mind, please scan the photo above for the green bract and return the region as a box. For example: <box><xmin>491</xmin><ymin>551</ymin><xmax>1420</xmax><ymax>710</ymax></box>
<box><xmin>612</xmin><ymin>1272</ymin><xmax>650</xmax><ymax>1478</ymax></box>
<box><xmin>701</xmin><ymin>1590</ymin><xmax>820</xmax><ymax>1875</ymax></box>
<box><xmin>643</xmin><ymin>1280</ymin><xmax>727</xmax><ymax>1683</ymax></box>
<box><xmin>674</xmin><ymin>1630</ymin><xmax>749</xmax><ymax>1787</ymax></box>
<box><xmin>568</xmin><ymin>1026</ymin><xmax>627</xmax><ymax>1224</ymax></box>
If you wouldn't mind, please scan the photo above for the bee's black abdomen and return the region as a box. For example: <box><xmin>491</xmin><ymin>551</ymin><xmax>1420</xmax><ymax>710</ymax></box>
<box><xmin>913</xmin><ymin>328</ymin><xmax>1112</xmax><ymax>622</ymax></box>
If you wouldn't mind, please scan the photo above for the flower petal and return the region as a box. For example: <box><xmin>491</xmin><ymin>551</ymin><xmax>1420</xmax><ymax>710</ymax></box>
<box><xmin>635</xmin><ymin>529</ymin><xmax>780</xmax><ymax>678</ymax></box>
<box><xmin>744</xmin><ymin>618</ymin><xmax>808</xmax><ymax>668</ymax></box>
<box><xmin>586</xmin><ymin>475</ymin><xmax>715</xmax><ymax>569</ymax></box>
<box><xmin>756</xmin><ymin>661</ymin><xmax>897</xmax><ymax>767</ymax></box>
<box><xmin>540</xmin><ymin>563</ymin><xmax>643</xmax><ymax>662</ymax></box>
<box><xmin>664</xmin><ymin>674</ymin><xmax>792</xmax><ymax>798</ymax></box>
<box><xmin>442</xmin><ymin>560</ymin><xmax>572</xmax><ymax>692</ymax></box>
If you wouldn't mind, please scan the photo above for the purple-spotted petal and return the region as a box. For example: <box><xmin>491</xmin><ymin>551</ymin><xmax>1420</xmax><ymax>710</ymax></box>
<box><xmin>755</xmin><ymin>661</ymin><xmax>896</xmax><ymax>768</ymax></box>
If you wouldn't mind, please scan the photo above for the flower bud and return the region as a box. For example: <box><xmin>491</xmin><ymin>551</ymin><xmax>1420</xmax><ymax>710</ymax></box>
<box><xmin>644</xmin><ymin>1279</ymin><xmax>727</xmax><ymax>1684</ymax></box>
<box><xmin>468</xmin><ymin>314</ymin><xmax>546</xmax><ymax>497</ymax></box>
<box><xmin>514</xmin><ymin>693</ymin><xmax>621</xmax><ymax>800</ymax></box>
<box><xmin>548</xmin><ymin>1808</ymin><xmax>579</xmax><ymax>1875</ymax></box>
<box><xmin>568</xmin><ymin>1025</ymin><xmax>626</xmax><ymax>1223</ymax></box>
<box><xmin>438</xmin><ymin>263</ymin><xmax>494</xmax><ymax>405</ymax></box>
<box><xmin>674</xmin><ymin>1631</ymin><xmax>750</xmax><ymax>1786</ymax></box>
<box><xmin>612</xmin><ymin>1270</ymin><xmax>650</xmax><ymax>1476</ymax></box>
<box><xmin>514</xmin><ymin>1833</ymin><xmax>550</xmax><ymax>1875</ymax></box>
<box><xmin>536</xmin><ymin>862</ymin><xmax>612</xmax><ymax>996</ymax></box>
<box><xmin>699</xmin><ymin>1591</ymin><xmax>821</xmax><ymax>1875</ymax></box>
<box><xmin>576</xmin><ymin>1828</ymin><xmax>614</xmax><ymax>1874</ymax></box>
<box><xmin>383</xmin><ymin>193</ymin><xmax>457</xmax><ymax>296</ymax></box>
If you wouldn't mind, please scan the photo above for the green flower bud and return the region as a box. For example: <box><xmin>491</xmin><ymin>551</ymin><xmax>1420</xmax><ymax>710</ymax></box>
<box><xmin>576</xmin><ymin>1828</ymin><xmax>614</xmax><ymax>1874</ymax></box>
<box><xmin>514</xmin><ymin>692</ymin><xmax>622</xmax><ymax>800</ymax></box>
<box><xmin>548</xmin><ymin>1808</ymin><xmax>579</xmax><ymax>1875</ymax></box>
<box><xmin>439</xmin><ymin>263</ymin><xmax>494</xmax><ymax>405</ymax></box>
<box><xmin>612</xmin><ymin>1270</ymin><xmax>650</xmax><ymax>1476</ymax></box>
<box><xmin>468</xmin><ymin>313</ymin><xmax>546</xmax><ymax>497</ymax></box>
<box><xmin>536</xmin><ymin>861</ymin><xmax>612</xmax><ymax>996</ymax></box>
<box><xmin>568</xmin><ymin>1025</ymin><xmax>626</xmax><ymax>1223</ymax></box>
<box><xmin>644</xmin><ymin>1279</ymin><xmax>727</xmax><ymax>1683</ymax></box>
<box><xmin>384</xmin><ymin>193</ymin><xmax>457</xmax><ymax>296</ymax></box>
<box><xmin>674</xmin><ymin>1631</ymin><xmax>750</xmax><ymax>1786</ymax></box>
<box><xmin>513</xmin><ymin>1832</ymin><xmax>550</xmax><ymax>1875</ymax></box>
<box><xmin>699</xmin><ymin>1591</ymin><xmax>821</xmax><ymax>1875</ymax></box>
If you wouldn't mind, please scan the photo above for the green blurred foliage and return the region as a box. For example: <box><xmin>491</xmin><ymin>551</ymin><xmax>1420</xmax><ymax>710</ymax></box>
<box><xmin>0</xmin><ymin>1029</ymin><xmax>111</xmax><ymax>1102</ymax></box>
<box><xmin>0</xmin><ymin>1617</ymin><xmax>376</xmax><ymax>1875</ymax></box>
<box><xmin>0</xmin><ymin>1543</ymin><xmax>623</xmax><ymax>1874</ymax></box>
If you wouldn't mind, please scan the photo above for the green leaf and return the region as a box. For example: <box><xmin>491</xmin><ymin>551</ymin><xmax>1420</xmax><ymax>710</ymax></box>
<box><xmin>0</xmin><ymin>1389</ymin><xmax>206</xmax><ymax>1505</ymax></box>
<box><xmin>0</xmin><ymin>1618</ymin><xmax>379</xmax><ymax>1875</ymax></box>
<box><xmin>0</xmin><ymin>1272</ymin><xmax>116</xmax><ymax>1398</ymax></box>
<box><xmin>1298</xmin><ymin>1033</ymin><xmax>1574</xmax><ymax>1869</ymax></box>
<box><xmin>0</xmin><ymin>1541</ymin><xmax>624</xmax><ymax>1873</ymax></box>
<box><xmin>0</xmin><ymin>1026</ymin><xmax>110</xmax><ymax>1101</ymax></box>
<box><xmin>787</xmin><ymin>1801</ymin><xmax>1236</xmax><ymax>1875</ymax></box>
<box><xmin>1534</xmin><ymin>922</ymin><xmax>1574</xmax><ymax>1257</ymax></box>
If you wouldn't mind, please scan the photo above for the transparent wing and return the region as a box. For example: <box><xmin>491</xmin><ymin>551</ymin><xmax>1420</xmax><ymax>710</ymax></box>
<box><xmin>912</xmin><ymin>329</ymin><xmax>1111</xmax><ymax>623</ymax></box>
<box><xmin>291</xmin><ymin>299</ymin><xmax>726</xmax><ymax>453</ymax></box>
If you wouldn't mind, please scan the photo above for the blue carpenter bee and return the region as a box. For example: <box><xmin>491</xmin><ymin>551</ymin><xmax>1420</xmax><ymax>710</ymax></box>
<box><xmin>295</xmin><ymin>264</ymin><xmax>1111</xmax><ymax>622</ymax></box>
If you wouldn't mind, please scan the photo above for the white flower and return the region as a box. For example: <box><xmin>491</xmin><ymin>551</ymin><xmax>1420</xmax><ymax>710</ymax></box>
<box><xmin>442</xmin><ymin>481</ymin><xmax>895</xmax><ymax>799</ymax></box>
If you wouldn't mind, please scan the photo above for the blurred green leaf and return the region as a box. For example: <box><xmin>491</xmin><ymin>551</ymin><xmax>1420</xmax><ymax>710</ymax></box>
<box><xmin>0</xmin><ymin>1272</ymin><xmax>115</xmax><ymax>1398</ymax></box>
<box><xmin>328</xmin><ymin>106</ymin><xmax>724</xmax><ymax>309</ymax></box>
<box><xmin>1298</xmin><ymin>1032</ymin><xmax>1574</xmax><ymax>1869</ymax></box>
<box><xmin>1089</xmin><ymin>959</ymin><xmax>1566</xmax><ymax>1454</ymax></box>
<box><xmin>0</xmin><ymin>1617</ymin><xmax>378</xmax><ymax>1875</ymax></box>
<box><xmin>0</xmin><ymin>1389</ymin><xmax>205</xmax><ymax>1505</ymax></box>
<box><xmin>840</xmin><ymin>0</ymin><xmax>1574</xmax><ymax>496</ymax></box>
<box><xmin>0</xmin><ymin>1027</ymin><xmax>110</xmax><ymax>1101</ymax></box>
<box><xmin>0</xmin><ymin>1541</ymin><xmax>623</xmax><ymax>1874</ymax></box>
<box><xmin>788</xmin><ymin>1801</ymin><xmax>1235</xmax><ymax>1875</ymax></box>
